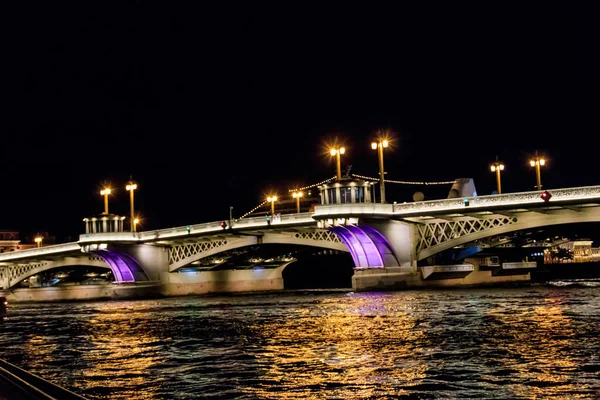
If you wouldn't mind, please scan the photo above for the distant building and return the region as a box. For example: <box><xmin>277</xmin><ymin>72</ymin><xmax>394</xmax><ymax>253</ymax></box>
<box><xmin>0</xmin><ymin>231</ymin><xmax>55</xmax><ymax>253</ymax></box>
<box><xmin>544</xmin><ymin>240</ymin><xmax>600</xmax><ymax>264</ymax></box>
<box><xmin>0</xmin><ymin>231</ymin><xmax>31</xmax><ymax>253</ymax></box>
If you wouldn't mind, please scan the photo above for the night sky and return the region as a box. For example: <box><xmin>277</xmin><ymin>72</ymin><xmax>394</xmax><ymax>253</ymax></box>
<box><xmin>3</xmin><ymin>2</ymin><xmax>599</xmax><ymax>242</ymax></box>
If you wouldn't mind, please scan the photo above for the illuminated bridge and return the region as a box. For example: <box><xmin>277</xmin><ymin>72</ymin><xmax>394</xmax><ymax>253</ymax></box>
<box><xmin>1</xmin><ymin>184</ymin><xmax>600</xmax><ymax>300</ymax></box>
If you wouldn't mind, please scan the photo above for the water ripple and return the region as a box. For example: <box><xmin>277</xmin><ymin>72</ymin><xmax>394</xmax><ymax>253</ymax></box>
<box><xmin>1</xmin><ymin>287</ymin><xmax>599</xmax><ymax>399</ymax></box>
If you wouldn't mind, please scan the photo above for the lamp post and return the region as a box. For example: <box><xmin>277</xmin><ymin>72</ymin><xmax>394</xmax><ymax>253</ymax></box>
<box><xmin>34</xmin><ymin>236</ymin><xmax>43</xmax><ymax>248</ymax></box>
<box><xmin>126</xmin><ymin>180</ymin><xmax>138</xmax><ymax>232</ymax></box>
<box><xmin>490</xmin><ymin>156</ymin><xmax>505</xmax><ymax>194</ymax></box>
<box><xmin>529</xmin><ymin>151</ymin><xmax>546</xmax><ymax>191</ymax></box>
<box><xmin>292</xmin><ymin>191</ymin><xmax>303</xmax><ymax>213</ymax></box>
<box><xmin>371</xmin><ymin>139</ymin><xmax>389</xmax><ymax>203</ymax></box>
<box><xmin>133</xmin><ymin>218</ymin><xmax>140</xmax><ymax>233</ymax></box>
<box><xmin>100</xmin><ymin>187</ymin><xmax>111</xmax><ymax>214</ymax></box>
<box><xmin>330</xmin><ymin>147</ymin><xmax>346</xmax><ymax>181</ymax></box>
<box><xmin>267</xmin><ymin>195</ymin><xmax>278</xmax><ymax>216</ymax></box>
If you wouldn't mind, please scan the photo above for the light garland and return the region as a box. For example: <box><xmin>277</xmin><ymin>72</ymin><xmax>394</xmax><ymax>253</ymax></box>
<box><xmin>238</xmin><ymin>200</ymin><xmax>268</xmax><ymax>220</ymax></box>
<box><xmin>239</xmin><ymin>174</ymin><xmax>454</xmax><ymax>220</ymax></box>
<box><xmin>240</xmin><ymin>177</ymin><xmax>337</xmax><ymax>220</ymax></box>
<box><xmin>288</xmin><ymin>176</ymin><xmax>337</xmax><ymax>193</ymax></box>
<box><xmin>351</xmin><ymin>174</ymin><xmax>456</xmax><ymax>185</ymax></box>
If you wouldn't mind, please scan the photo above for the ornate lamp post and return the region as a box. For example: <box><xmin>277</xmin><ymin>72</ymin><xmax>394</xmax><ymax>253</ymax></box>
<box><xmin>529</xmin><ymin>151</ymin><xmax>546</xmax><ymax>191</ymax></box>
<box><xmin>490</xmin><ymin>157</ymin><xmax>505</xmax><ymax>194</ymax></box>
<box><xmin>329</xmin><ymin>147</ymin><xmax>346</xmax><ymax>181</ymax></box>
<box><xmin>267</xmin><ymin>195</ymin><xmax>278</xmax><ymax>216</ymax></box>
<box><xmin>371</xmin><ymin>139</ymin><xmax>389</xmax><ymax>203</ymax></box>
<box><xmin>100</xmin><ymin>187</ymin><xmax>111</xmax><ymax>214</ymax></box>
<box><xmin>126</xmin><ymin>180</ymin><xmax>138</xmax><ymax>232</ymax></box>
<box><xmin>292</xmin><ymin>191</ymin><xmax>303</xmax><ymax>213</ymax></box>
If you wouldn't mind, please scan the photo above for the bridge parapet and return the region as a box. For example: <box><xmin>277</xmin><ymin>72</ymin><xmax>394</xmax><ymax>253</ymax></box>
<box><xmin>78</xmin><ymin>212</ymin><xmax>318</xmax><ymax>244</ymax></box>
<box><xmin>313</xmin><ymin>185</ymin><xmax>600</xmax><ymax>218</ymax></box>
<box><xmin>0</xmin><ymin>242</ymin><xmax>81</xmax><ymax>262</ymax></box>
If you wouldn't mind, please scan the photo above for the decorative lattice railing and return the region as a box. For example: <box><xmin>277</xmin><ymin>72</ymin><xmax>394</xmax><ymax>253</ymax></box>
<box><xmin>416</xmin><ymin>217</ymin><xmax>518</xmax><ymax>253</ymax></box>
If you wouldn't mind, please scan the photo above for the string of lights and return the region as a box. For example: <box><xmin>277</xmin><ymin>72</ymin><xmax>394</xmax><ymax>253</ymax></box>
<box><xmin>239</xmin><ymin>174</ymin><xmax>454</xmax><ymax>219</ymax></box>
<box><xmin>351</xmin><ymin>174</ymin><xmax>456</xmax><ymax>185</ymax></box>
<box><xmin>238</xmin><ymin>200</ymin><xmax>268</xmax><ymax>220</ymax></box>
<box><xmin>239</xmin><ymin>177</ymin><xmax>337</xmax><ymax>220</ymax></box>
<box><xmin>288</xmin><ymin>176</ymin><xmax>337</xmax><ymax>193</ymax></box>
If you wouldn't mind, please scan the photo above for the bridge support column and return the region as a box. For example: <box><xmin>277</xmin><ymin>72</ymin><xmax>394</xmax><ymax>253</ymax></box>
<box><xmin>362</xmin><ymin>219</ymin><xmax>418</xmax><ymax>269</ymax></box>
<box><xmin>107</xmin><ymin>244</ymin><xmax>169</xmax><ymax>282</ymax></box>
<box><xmin>163</xmin><ymin>265</ymin><xmax>285</xmax><ymax>296</ymax></box>
<box><xmin>349</xmin><ymin>219</ymin><xmax>420</xmax><ymax>291</ymax></box>
<box><xmin>352</xmin><ymin>267</ymin><xmax>422</xmax><ymax>291</ymax></box>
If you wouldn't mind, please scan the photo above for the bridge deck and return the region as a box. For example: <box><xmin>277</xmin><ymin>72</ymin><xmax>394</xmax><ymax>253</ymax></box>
<box><xmin>1</xmin><ymin>186</ymin><xmax>599</xmax><ymax>263</ymax></box>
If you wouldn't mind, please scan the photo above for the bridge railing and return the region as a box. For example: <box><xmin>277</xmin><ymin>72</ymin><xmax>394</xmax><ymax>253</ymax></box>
<box><xmin>0</xmin><ymin>242</ymin><xmax>81</xmax><ymax>262</ymax></box>
<box><xmin>77</xmin><ymin>212</ymin><xmax>318</xmax><ymax>244</ymax></box>
<box><xmin>313</xmin><ymin>185</ymin><xmax>600</xmax><ymax>217</ymax></box>
<box><xmin>232</xmin><ymin>212</ymin><xmax>315</xmax><ymax>228</ymax></box>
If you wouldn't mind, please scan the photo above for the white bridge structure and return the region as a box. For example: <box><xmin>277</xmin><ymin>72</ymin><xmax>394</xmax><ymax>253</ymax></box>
<box><xmin>1</xmin><ymin>184</ymin><xmax>600</xmax><ymax>300</ymax></box>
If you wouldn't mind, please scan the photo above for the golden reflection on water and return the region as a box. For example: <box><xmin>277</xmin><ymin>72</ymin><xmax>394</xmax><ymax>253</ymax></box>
<box><xmin>81</xmin><ymin>303</ymin><xmax>167</xmax><ymax>399</ymax></box>
<box><xmin>18</xmin><ymin>303</ymin><xmax>165</xmax><ymax>399</ymax></box>
<box><xmin>245</xmin><ymin>295</ymin><xmax>428</xmax><ymax>399</ymax></box>
<box><xmin>483</xmin><ymin>295</ymin><xmax>583</xmax><ymax>398</ymax></box>
<box><xmin>22</xmin><ymin>334</ymin><xmax>59</xmax><ymax>370</ymax></box>
<box><xmin>83</xmin><ymin>304</ymin><xmax>164</xmax><ymax>398</ymax></box>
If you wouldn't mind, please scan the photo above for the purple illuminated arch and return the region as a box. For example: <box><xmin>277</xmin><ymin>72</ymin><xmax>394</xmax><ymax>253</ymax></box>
<box><xmin>92</xmin><ymin>249</ymin><xmax>148</xmax><ymax>283</ymax></box>
<box><xmin>329</xmin><ymin>225</ymin><xmax>397</xmax><ymax>269</ymax></box>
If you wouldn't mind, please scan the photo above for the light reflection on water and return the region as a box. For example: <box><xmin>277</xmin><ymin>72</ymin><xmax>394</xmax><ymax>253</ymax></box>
<box><xmin>0</xmin><ymin>287</ymin><xmax>599</xmax><ymax>399</ymax></box>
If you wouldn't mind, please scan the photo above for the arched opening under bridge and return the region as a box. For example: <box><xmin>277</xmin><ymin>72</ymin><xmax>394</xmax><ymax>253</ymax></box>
<box><xmin>282</xmin><ymin>249</ymin><xmax>354</xmax><ymax>289</ymax></box>
<box><xmin>14</xmin><ymin>265</ymin><xmax>114</xmax><ymax>288</ymax></box>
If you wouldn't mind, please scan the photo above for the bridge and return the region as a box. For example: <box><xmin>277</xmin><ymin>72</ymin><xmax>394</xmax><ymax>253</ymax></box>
<box><xmin>1</xmin><ymin>183</ymin><xmax>600</xmax><ymax>301</ymax></box>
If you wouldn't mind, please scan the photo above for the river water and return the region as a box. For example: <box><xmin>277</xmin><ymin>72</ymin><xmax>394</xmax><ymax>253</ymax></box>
<box><xmin>1</xmin><ymin>283</ymin><xmax>599</xmax><ymax>399</ymax></box>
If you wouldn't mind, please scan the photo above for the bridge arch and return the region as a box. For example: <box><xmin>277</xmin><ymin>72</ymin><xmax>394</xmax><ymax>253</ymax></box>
<box><xmin>2</xmin><ymin>255</ymin><xmax>111</xmax><ymax>289</ymax></box>
<box><xmin>168</xmin><ymin>230</ymin><xmax>347</xmax><ymax>271</ymax></box>
<box><xmin>417</xmin><ymin>208</ymin><xmax>600</xmax><ymax>260</ymax></box>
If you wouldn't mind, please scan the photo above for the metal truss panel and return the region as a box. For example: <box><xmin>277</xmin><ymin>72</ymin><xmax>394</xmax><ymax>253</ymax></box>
<box><xmin>416</xmin><ymin>206</ymin><xmax>600</xmax><ymax>260</ymax></box>
<box><xmin>293</xmin><ymin>230</ymin><xmax>342</xmax><ymax>243</ymax></box>
<box><xmin>169</xmin><ymin>240</ymin><xmax>229</xmax><ymax>265</ymax></box>
<box><xmin>416</xmin><ymin>217</ymin><xmax>518</xmax><ymax>254</ymax></box>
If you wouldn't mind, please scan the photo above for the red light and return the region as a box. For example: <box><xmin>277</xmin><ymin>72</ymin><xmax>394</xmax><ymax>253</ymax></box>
<box><xmin>541</xmin><ymin>190</ymin><xmax>552</xmax><ymax>202</ymax></box>
<box><xmin>220</xmin><ymin>221</ymin><xmax>228</xmax><ymax>229</ymax></box>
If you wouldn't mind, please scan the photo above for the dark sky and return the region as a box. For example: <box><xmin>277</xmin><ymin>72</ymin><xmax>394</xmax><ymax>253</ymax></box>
<box><xmin>3</xmin><ymin>2</ymin><xmax>599</xmax><ymax>242</ymax></box>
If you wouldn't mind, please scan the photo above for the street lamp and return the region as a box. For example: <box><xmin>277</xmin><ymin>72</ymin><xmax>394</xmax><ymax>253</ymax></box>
<box><xmin>267</xmin><ymin>195</ymin><xmax>278</xmax><ymax>216</ymax></box>
<box><xmin>329</xmin><ymin>147</ymin><xmax>346</xmax><ymax>181</ymax></box>
<box><xmin>529</xmin><ymin>151</ymin><xmax>546</xmax><ymax>191</ymax></box>
<box><xmin>126</xmin><ymin>180</ymin><xmax>138</xmax><ymax>232</ymax></box>
<box><xmin>292</xmin><ymin>191</ymin><xmax>303</xmax><ymax>213</ymax></box>
<box><xmin>490</xmin><ymin>156</ymin><xmax>505</xmax><ymax>194</ymax></box>
<box><xmin>100</xmin><ymin>187</ymin><xmax>111</xmax><ymax>214</ymax></box>
<box><xmin>371</xmin><ymin>139</ymin><xmax>389</xmax><ymax>203</ymax></box>
<box><xmin>133</xmin><ymin>218</ymin><xmax>140</xmax><ymax>233</ymax></box>
<box><xmin>34</xmin><ymin>236</ymin><xmax>43</xmax><ymax>248</ymax></box>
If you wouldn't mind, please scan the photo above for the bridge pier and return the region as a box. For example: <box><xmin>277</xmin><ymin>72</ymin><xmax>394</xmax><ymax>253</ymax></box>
<box><xmin>162</xmin><ymin>264</ymin><xmax>286</xmax><ymax>297</ymax></box>
<box><xmin>352</xmin><ymin>267</ymin><xmax>421</xmax><ymax>291</ymax></box>
<box><xmin>109</xmin><ymin>244</ymin><xmax>168</xmax><ymax>282</ymax></box>
<box><xmin>344</xmin><ymin>219</ymin><xmax>422</xmax><ymax>291</ymax></box>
